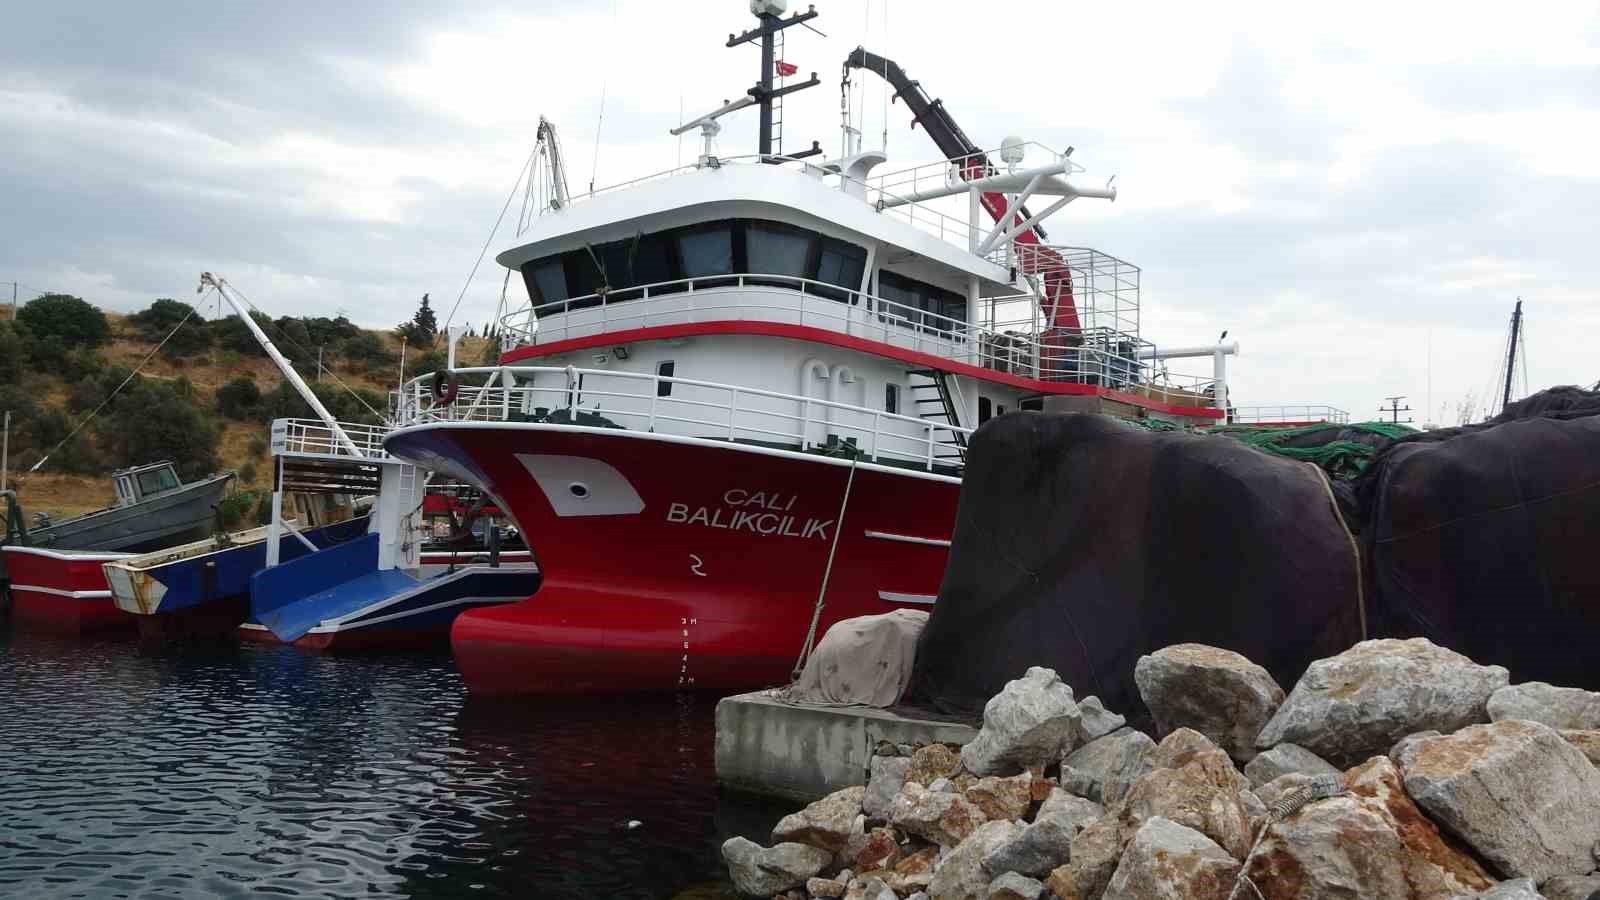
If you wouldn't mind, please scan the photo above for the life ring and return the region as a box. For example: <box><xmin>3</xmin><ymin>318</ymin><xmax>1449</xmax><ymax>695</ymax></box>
<box><xmin>432</xmin><ymin>370</ymin><xmax>460</xmax><ymax>404</ymax></box>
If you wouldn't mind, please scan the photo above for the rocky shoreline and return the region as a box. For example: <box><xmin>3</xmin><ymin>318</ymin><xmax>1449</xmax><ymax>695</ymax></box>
<box><xmin>721</xmin><ymin>639</ymin><xmax>1600</xmax><ymax>900</ymax></box>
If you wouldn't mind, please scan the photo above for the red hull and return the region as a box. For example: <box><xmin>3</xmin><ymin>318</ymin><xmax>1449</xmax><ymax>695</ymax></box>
<box><xmin>235</xmin><ymin>622</ymin><xmax>452</xmax><ymax>653</ymax></box>
<box><xmin>385</xmin><ymin>423</ymin><xmax>957</xmax><ymax>694</ymax></box>
<box><xmin>3</xmin><ymin>546</ymin><xmax>136</xmax><ymax>634</ymax></box>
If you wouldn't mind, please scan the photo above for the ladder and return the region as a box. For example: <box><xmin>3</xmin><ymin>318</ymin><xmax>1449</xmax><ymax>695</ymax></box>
<box><xmin>771</xmin><ymin>29</ymin><xmax>785</xmax><ymax>156</ymax></box>
<box><xmin>907</xmin><ymin>369</ymin><xmax>968</xmax><ymax>463</ymax></box>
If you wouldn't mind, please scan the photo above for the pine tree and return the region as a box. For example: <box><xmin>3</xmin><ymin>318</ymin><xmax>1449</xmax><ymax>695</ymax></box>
<box><xmin>411</xmin><ymin>293</ymin><xmax>439</xmax><ymax>346</ymax></box>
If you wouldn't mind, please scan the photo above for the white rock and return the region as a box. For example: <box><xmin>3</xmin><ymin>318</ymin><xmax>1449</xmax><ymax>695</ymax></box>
<box><xmin>1447</xmin><ymin>879</ymin><xmax>1546</xmax><ymax>899</ymax></box>
<box><xmin>1134</xmin><ymin>643</ymin><xmax>1285</xmax><ymax>762</ymax></box>
<box><xmin>771</xmin><ymin>786</ymin><xmax>864</xmax><ymax>852</ymax></box>
<box><xmin>1395</xmin><ymin>720</ymin><xmax>1600</xmax><ymax>882</ymax></box>
<box><xmin>1255</xmin><ymin>638</ymin><xmax>1509</xmax><ymax>765</ymax></box>
<box><xmin>1487</xmin><ymin>682</ymin><xmax>1600</xmax><ymax>731</ymax></box>
<box><xmin>1102</xmin><ymin>816</ymin><xmax>1240</xmax><ymax>900</ymax></box>
<box><xmin>863</xmin><ymin>755</ymin><xmax>910</xmax><ymax>819</ymax></box>
<box><xmin>721</xmin><ymin>837</ymin><xmax>831</xmax><ymax>896</ymax></box>
<box><xmin>1074</xmin><ymin>696</ymin><xmax>1127</xmax><ymax>744</ymax></box>
<box><xmin>961</xmin><ymin>667</ymin><xmax>1082</xmax><ymax>776</ymax></box>
<box><xmin>1243</xmin><ymin>742</ymin><xmax>1340</xmax><ymax>787</ymax></box>
<box><xmin>1540</xmin><ymin>875</ymin><xmax>1600</xmax><ymax>900</ymax></box>
<box><xmin>888</xmin><ymin>781</ymin><xmax>988</xmax><ymax>848</ymax></box>
<box><xmin>926</xmin><ymin>820</ymin><xmax>1024</xmax><ymax>900</ymax></box>
<box><xmin>986</xmin><ymin>871</ymin><xmax>1045</xmax><ymax>900</ymax></box>
<box><xmin>1059</xmin><ymin>727</ymin><xmax>1155</xmax><ymax>805</ymax></box>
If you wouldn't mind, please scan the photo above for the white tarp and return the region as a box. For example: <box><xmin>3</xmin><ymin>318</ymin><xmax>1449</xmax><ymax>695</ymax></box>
<box><xmin>783</xmin><ymin>609</ymin><xmax>929</xmax><ymax>708</ymax></box>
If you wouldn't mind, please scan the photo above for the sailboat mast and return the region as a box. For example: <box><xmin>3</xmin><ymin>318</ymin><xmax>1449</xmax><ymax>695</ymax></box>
<box><xmin>1502</xmin><ymin>298</ymin><xmax>1522</xmax><ymax>412</ymax></box>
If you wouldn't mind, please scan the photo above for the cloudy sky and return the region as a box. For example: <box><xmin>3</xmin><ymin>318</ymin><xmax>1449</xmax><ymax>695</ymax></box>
<box><xmin>4</xmin><ymin>0</ymin><xmax>1597</xmax><ymax>423</ymax></box>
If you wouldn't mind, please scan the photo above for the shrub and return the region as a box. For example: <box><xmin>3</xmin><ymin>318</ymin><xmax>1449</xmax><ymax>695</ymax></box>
<box><xmin>254</xmin><ymin>492</ymin><xmax>272</xmax><ymax>526</ymax></box>
<box><xmin>258</xmin><ymin>381</ymin><xmax>386</xmax><ymax>427</ymax></box>
<box><xmin>24</xmin><ymin>405</ymin><xmax>98</xmax><ymax>474</ymax></box>
<box><xmin>247</xmin><ymin>435</ymin><xmax>268</xmax><ymax>458</ymax></box>
<box><xmin>97</xmin><ymin>380</ymin><xmax>220</xmax><ymax>480</ymax></box>
<box><xmin>216</xmin><ymin>375</ymin><xmax>261</xmax><ymax>420</ymax></box>
<box><xmin>16</xmin><ymin>294</ymin><xmax>110</xmax><ymax>351</ymax></box>
<box><xmin>342</xmin><ymin>331</ymin><xmax>396</xmax><ymax>368</ymax></box>
<box><xmin>238</xmin><ymin>461</ymin><xmax>258</xmax><ymax>484</ymax></box>
<box><xmin>409</xmin><ymin>351</ymin><xmax>448</xmax><ymax>378</ymax></box>
<box><xmin>217</xmin><ymin>490</ymin><xmax>259</xmax><ymax>529</ymax></box>
<box><xmin>210</xmin><ymin>311</ymin><xmax>273</xmax><ymax>356</ymax></box>
<box><xmin>0</xmin><ymin>320</ymin><xmax>24</xmax><ymax>385</ymax></box>
<box><xmin>129</xmin><ymin>298</ymin><xmax>211</xmax><ymax>359</ymax></box>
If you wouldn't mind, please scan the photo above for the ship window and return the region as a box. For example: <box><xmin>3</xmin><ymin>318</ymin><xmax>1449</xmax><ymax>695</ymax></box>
<box><xmin>524</xmin><ymin>258</ymin><xmax>568</xmax><ymax>307</ymax></box>
<box><xmin>878</xmin><ymin>270</ymin><xmax>967</xmax><ymax>334</ymax></box>
<box><xmin>978</xmin><ymin>396</ymin><xmax>993</xmax><ymax>424</ymax></box>
<box><xmin>567</xmin><ymin>246</ymin><xmax>609</xmax><ymax>307</ymax></box>
<box><xmin>885</xmin><ymin>383</ymin><xmax>900</xmax><ymax>415</ymax></box>
<box><xmin>628</xmin><ymin>232</ymin><xmax>677</xmax><ymax>291</ymax></box>
<box><xmin>815</xmin><ymin>238</ymin><xmax>867</xmax><ymax>303</ymax></box>
<box><xmin>747</xmin><ymin>222</ymin><xmax>814</xmax><ymax>279</ymax></box>
<box><xmin>136</xmin><ymin>466</ymin><xmax>180</xmax><ymax>497</ymax></box>
<box><xmin>656</xmin><ymin>360</ymin><xmax>675</xmax><ymax>397</ymax></box>
<box><xmin>678</xmin><ymin>226</ymin><xmax>734</xmax><ymax>278</ymax></box>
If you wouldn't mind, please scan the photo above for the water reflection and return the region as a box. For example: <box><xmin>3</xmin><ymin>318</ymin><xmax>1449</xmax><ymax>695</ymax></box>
<box><xmin>0</xmin><ymin>628</ymin><xmax>788</xmax><ymax>899</ymax></box>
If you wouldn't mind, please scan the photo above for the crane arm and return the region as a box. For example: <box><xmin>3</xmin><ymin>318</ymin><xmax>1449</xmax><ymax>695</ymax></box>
<box><xmin>843</xmin><ymin>47</ymin><xmax>1080</xmax><ymax>331</ymax></box>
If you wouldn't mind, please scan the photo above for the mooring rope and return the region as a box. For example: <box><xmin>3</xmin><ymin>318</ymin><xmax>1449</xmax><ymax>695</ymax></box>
<box><xmin>791</xmin><ymin>456</ymin><xmax>859</xmax><ymax>681</ymax></box>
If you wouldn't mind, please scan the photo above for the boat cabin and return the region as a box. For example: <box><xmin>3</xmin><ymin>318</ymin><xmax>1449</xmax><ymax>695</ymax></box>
<box><xmin>111</xmin><ymin>462</ymin><xmax>184</xmax><ymax>507</ymax></box>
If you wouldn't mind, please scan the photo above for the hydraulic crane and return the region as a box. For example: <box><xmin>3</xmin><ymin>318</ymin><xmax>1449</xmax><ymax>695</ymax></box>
<box><xmin>843</xmin><ymin>48</ymin><xmax>1083</xmax><ymax>332</ymax></box>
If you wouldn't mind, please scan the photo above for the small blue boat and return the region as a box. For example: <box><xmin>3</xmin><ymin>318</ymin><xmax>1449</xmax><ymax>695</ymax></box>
<box><xmin>240</xmin><ymin>532</ymin><xmax>539</xmax><ymax>650</ymax></box>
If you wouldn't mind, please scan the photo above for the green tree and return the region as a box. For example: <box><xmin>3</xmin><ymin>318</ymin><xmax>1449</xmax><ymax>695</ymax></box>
<box><xmin>413</xmin><ymin>293</ymin><xmax>439</xmax><ymax>345</ymax></box>
<box><xmin>97</xmin><ymin>380</ymin><xmax>220</xmax><ymax>480</ymax></box>
<box><xmin>129</xmin><ymin>298</ymin><xmax>211</xmax><ymax>359</ymax></box>
<box><xmin>0</xmin><ymin>319</ymin><xmax>24</xmax><ymax>384</ymax></box>
<box><xmin>16</xmin><ymin>294</ymin><xmax>110</xmax><ymax>367</ymax></box>
<box><xmin>216</xmin><ymin>375</ymin><xmax>261</xmax><ymax>420</ymax></box>
<box><xmin>210</xmin><ymin>311</ymin><xmax>274</xmax><ymax>356</ymax></box>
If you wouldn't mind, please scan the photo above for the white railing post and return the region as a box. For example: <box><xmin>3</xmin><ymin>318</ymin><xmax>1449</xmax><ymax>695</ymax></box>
<box><xmin>924</xmin><ymin>423</ymin><xmax>936</xmax><ymax>470</ymax></box>
<box><xmin>870</xmin><ymin>410</ymin><xmax>881</xmax><ymax>459</ymax></box>
<box><xmin>500</xmin><ymin>369</ymin><xmax>511</xmax><ymax>421</ymax></box>
<box><xmin>648</xmin><ymin>380</ymin><xmax>660</xmax><ymax>431</ymax></box>
<box><xmin>727</xmin><ymin>390</ymin><xmax>739</xmax><ymax>440</ymax></box>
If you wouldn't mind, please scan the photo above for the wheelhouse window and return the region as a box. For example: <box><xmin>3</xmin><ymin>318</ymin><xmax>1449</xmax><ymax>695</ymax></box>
<box><xmin>878</xmin><ymin>270</ymin><xmax>968</xmax><ymax>333</ymax></box>
<box><xmin>135</xmin><ymin>465</ymin><xmax>180</xmax><ymax>498</ymax></box>
<box><xmin>656</xmin><ymin>360</ymin><xmax>675</xmax><ymax>397</ymax></box>
<box><xmin>520</xmin><ymin>218</ymin><xmax>870</xmax><ymax>319</ymax></box>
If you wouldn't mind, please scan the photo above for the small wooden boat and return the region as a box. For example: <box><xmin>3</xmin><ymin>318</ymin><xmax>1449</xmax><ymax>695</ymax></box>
<box><xmin>24</xmin><ymin>462</ymin><xmax>234</xmax><ymax>553</ymax></box>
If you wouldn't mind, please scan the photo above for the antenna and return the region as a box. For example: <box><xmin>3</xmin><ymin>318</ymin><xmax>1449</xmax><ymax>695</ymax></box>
<box><xmin>721</xmin><ymin>4</ymin><xmax>823</xmax><ymax>159</ymax></box>
<box><xmin>1380</xmin><ymin>396</ymin><xmax>1413</xmax><ymax>425</ymax></box>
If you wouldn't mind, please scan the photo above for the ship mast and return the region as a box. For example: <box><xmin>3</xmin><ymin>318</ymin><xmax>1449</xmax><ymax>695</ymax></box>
<box><xmin>1500</xmin><ymin>298</ymin><xmax>1524</xmax><ymax>413</ymax></box>
<box><xmin>724</xmin><ymin>2</ymin><xmax>821</xmax><ymax>160</ymax></box>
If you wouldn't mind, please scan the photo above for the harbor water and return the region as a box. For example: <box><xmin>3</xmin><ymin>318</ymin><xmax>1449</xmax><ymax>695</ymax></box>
<box><xmin>0</xmin><ymin>627</ymin><xmax>790</xmax><ymax>899</ymax></box>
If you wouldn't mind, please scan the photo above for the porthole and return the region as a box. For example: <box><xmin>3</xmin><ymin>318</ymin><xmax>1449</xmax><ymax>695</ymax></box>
<box><xmin>569</xmin><ymin>482</ymin><xmax>591</xmax><ymax>499</ymax></box>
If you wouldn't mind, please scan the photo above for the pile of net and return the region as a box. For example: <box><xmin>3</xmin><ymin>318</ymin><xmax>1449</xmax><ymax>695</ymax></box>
<box><xmin>906</xmin><ymin>412</ymin><xmax>1365</xmax><ymax>716</ymax></box>
<box><xmin>1212</xmin><ymin>421</ymin><xmax>1417</xmax><ymax>480</ymax></box>
<box><xmin>1357</xmin><ymin>384</ymin><xmax>1600</xmax><ymax>687</ymax></box>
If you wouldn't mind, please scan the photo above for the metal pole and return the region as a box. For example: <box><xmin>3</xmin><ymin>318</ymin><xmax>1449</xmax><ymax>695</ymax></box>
<box><xmin>317</xmin><ymin>345</ymin><xmax>323</xmax><ymax>383</ymax></box>
<box><xmin>266</xmin><ymin>456</ymin><xmax>283</xmax><ymax>567</ymax></box>
<box><xmin>1</xmin><ymin>410</ymin><xmax>9</xmax><ymax>493</ymax></box>
<box><xmin>758</xmin><ymin>13</ymin><xmax>775</xmax><ymax>158</ymax></box>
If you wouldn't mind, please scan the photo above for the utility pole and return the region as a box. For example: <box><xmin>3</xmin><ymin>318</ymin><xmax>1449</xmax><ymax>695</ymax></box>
<box><xmin>1380</xmin><ymin>396</ymin><xmax>1413</xmax><ymax>425</ymax></box>
<box><xmin>316</xmin><ymin>345</ymin><xmax>324</xmax><ymax>383</ymax></box>
<box><xmin>2</xmin><ymin>410</ymin><xmax>10</xmax><ymax>493</ymax></box>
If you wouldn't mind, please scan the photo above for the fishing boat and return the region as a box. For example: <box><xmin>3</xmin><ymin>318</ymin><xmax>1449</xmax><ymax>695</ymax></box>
<box><xmin>102</xmin><ymin>515</ymin><xmax>371</xmax><ymax>640</ymax></box>
<box><xmin>2</xmin><ymin>543</ymin><xmax>134</xmax><ymax>633</ymax></box>
<box><xmin>380</xmin><ymin>3</ymin><xmax>1233</xmax><ymax>693</ymax></box>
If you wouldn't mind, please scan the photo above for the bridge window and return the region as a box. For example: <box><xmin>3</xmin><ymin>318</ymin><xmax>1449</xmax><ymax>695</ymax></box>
<box><xmin>678</xmin><ymin>226</ymin><xmax>735</xmax><ymax>278</ymax></box>
<box><xmin>879</xmin><ymin>270</ymin><xmax>967</xmax><ymax>332</ymax></box>
<box><xmin>746</xmin><ymin>222</ymin><xmax>813</xmax><ymax>279</ymax></box>
<box><xmin>815</xmin><ymin>237</ymin><xmax>867</xmax><ymax>302</ymax></box>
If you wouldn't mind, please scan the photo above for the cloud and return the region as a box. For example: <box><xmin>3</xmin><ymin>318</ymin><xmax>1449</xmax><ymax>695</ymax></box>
<box><xmin>1</xmin><ymin>0</ymin><xmax>1597</xmax><ymax>423</ymax></box>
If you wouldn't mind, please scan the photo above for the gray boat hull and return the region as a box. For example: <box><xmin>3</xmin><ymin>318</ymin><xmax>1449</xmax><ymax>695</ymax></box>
<box><xmin>29</xmin><ymin>473</ymin><xmax>235</xmax><ymax>554</ymax></box>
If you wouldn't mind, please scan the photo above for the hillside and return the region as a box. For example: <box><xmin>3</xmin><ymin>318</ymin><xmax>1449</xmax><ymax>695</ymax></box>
<box><xmin>1</xmin><ymin>296</ymin><xmax>499</xmax><ymax>522</ymax></box>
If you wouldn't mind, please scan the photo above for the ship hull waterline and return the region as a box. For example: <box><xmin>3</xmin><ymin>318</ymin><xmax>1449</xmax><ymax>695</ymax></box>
<box><xmin>384</xmin><ymin>422</ymin><xmax>958</xmax><ymax>695</ymax></box>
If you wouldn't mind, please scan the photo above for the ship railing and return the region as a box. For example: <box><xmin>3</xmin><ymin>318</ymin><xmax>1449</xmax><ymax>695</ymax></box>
<box><xmin>271</xmin><ymin>418</ymin><xmax>393</xmax><ymax>461</ymax></box>
<box><xmin>1230</xmin><ymin>405</ymin><xmax>1351</xmax><ymax>426</ymax></box>
<box><xmin>397</xmin><ymin>366</ymin><xmax>974</xmax><ymax>474</ymax></box>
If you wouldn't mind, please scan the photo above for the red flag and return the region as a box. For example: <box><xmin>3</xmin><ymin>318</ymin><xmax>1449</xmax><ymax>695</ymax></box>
<box><xmin>775</xmin><ymin>60</ymin><xmax>798</xmax><ymax>77</ymax></box>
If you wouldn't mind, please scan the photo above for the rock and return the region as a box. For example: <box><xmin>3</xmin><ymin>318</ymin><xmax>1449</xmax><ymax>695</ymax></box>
<box><xmin>927</xmin><ymin>820</ymin><xmax>1024</xmax><ymax>900</ymax></box>
<box><xmin>840</xmin><ymin>816</ymin><xmax>869</xmax><ymax>866</ymax></box>
<box><xmin>1119</xmin><ymin>743</ymin><xmax>1254</xmax><ymax>859</ymax></box>
<box><xmin>987</xmin><ymin>871</ymin><xmax>1045</xmax><ymax>900</ymax></box>
<box><xmin>1150</xmin><ymin>727</ymin><xmax>1224</xmax><ymax>769</ymax></box>
<box><xmin>851</xmin><ymin>827</ymin><xmax>900</xmax><ymax>872</ymax></box>
<box><xmin>1560</xmin><ymin>729</ymin><xmax>1600</xmax><ymax>766</ymax></box>
<box><xmin>1395</xmin><ymin>720</ymin><xmax>1600</xmax><ymax>882</ymax></box>
<box><xmin>721</xmin><ymin>838</ymin><xmax>832</xmax><ymax>897</ymax></box>
<box><xmin>928</xmin><ymin>777</ymin><xmax>956</xmax><ymax>794</ymax></box>
<box><xmin>836</xmin><ymin>868</ymin><xmax>854</xmax><ymax>886</ymax></box>
<box><xmin>961</xmin><ymin>667</ymin><xmax>1082</xmax><ymax>776</ymax></box>
<box><xmin>1036</xmin><ymin>789</ymin><xmax>1106</xmax><ymax>831</ymax></box>
<box><xmin>1060</xmin><ymin>728</ymin><xmax>1155</xmax><ymax>805</ymax></box>
<box><xmin>1074</xmin><ymin>696</ymin><xmax>1126</xmax><ymax>745</ymax></box>
<box><xmin>772</xmin><ymin>786</ymin><xmax>864</xmax><ymax>852</ymax></box>
<box><xmin>807</xmin><ymin>876</ymin><xmax>847</xmax><ymax>898</ymax></box>
<box><xmin>1541</xmin><ymin>875</ymin><xmax>1600</xmax><ymax>900</ymax></box>
<box><xmin>883</xmin><ymin>846</ymin><xmax>938</xmax><ymax>896</ymax></box>
<box><xmin>1102</xmin><ymin>816</ymin><xmax>1241</xmax><ymax>900</ymax></box>
<box><xmin>981</xmin><ymin>792</ymin><xmax>1098</xmax><ymax>879</ymax></box>
<box><xmin>966</xmin><ymin>772</ymin><xmax>1034</xmax><ymax>821</ymax></box>
<box><xmin>1238</xmin><ymin>789</ymin><xmax>1267</xmax><ymax>832</ymax></box>
<box><xmin>1392</xmin><ymin>730</ymin><xmax>1444</xmax><ymax>763</ymax></box>
<box><xmin>905</xmin><ymin>743</ymin><xmax>963</xmax><ymax>786</ymax></box>
<box><xmin>1048</xmin><ymin>815</ymin><xmax>1125</xmax><ymax>900</ymax></box>
<box><xmin>1255</xmin><ymin>638</ymin><xmax>1510</xmax><ymax>766</ymax></box>
<box><xmin>1134</xmin><ymin>643</ymin><xmax>1285</xmax><ymax>762</ymax></box>
<box><xmin>1252</xmin><ymin>771</ymin><xmax>1321</xmax><ymax>814</ymax></box>
<box><xmin>842</xmin><ymin>875</ymin><xmax>895</xmax><ymax>900</ymax></box>
<box><xmin>864</xmin><ymin>756</ymin><xmax>911</xmax><ymax>820</ymax></box>
<box><xmin>1488</xmin><ymin>682</ymin><xmax>1600</xmax><ymax>730</ymax></box>
<box><xmin>888</xmin><ymin>781</ymin><xmax>988</xmax><ymax>847</ymax></box>
<box><xmin>1447</xmin><ymin>879</ymin><xmax>1545</xmax><ymax>899</ymax></box>
<box><xmin>1243</xmin><ymin>756</ymin><xmax>1495</xmax><ymax>899</ymax></box>
<box><xmin>906</xmin><ymin>893</ymin><xmax>929</xmax><ymax>900</ymax></box>
<box><xmin>1243</xmin><ymin>743</ymin><xmax>1341</xmax><ymax>787</ymax></box>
